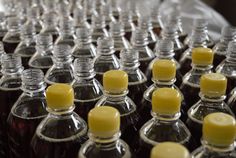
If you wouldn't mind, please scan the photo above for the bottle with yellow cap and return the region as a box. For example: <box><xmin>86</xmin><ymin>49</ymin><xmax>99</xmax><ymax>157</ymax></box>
<box><xmin>136</xmin><ymin>88</ymin><xmax>192</xmax><ymax>158</ymax></box>
<box><xmin>95</xmin><ymin>70</ymin><xmax>140</xmax><ymax>148</ymax></box>
<box><xmin>192</xmin><ymin>112</ymin><xmax>236</xmax><ymax>158</ymax></box>
<box><xmin>180</xmin><ymin>47</ymin><xmax>214</xmax><ymax>111</ymax></box>
<box><xmin>179</xmin><ymin>31</ymin><xmax>208</xmax><ymax>76</ymax></box>
<box><xmin>141</xmin><ymin>59</ymin><xmax>185</xmax><ymax>124</ymax></box>
<box><xmin>72</xmin><ymin>58</ymin><xmax>103</xmax><ymax>122</ymax></box>
<box><xmin>7</xmin><ymin>69</ymin><xmax>48</xmax><ymax>158</ymax></box>
<box><xmin>94</xmin><ymin>37</ymin><xmax>120</xmax><ymax>83</ymax></box>
<box><xmin>78</xmin><ymin>106</ymin><xmax>132</xmax><ymax>158</ymax></box>
<box><xmin>151</xmin><ymin>142</ymin><xmax>190</xmax><ymax>158</ymax></box>
<box><xmin>31</xmin><ymin>84</ymin><xmax>88</xmax><ymax>158</ymax></box>
<box><xmin>186</xmin><ymin>73</ymin><xmax>234</xmax><ymax>147</ymax></box>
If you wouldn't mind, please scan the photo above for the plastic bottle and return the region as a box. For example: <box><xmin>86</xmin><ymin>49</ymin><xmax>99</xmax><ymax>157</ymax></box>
<box><xmin>100</xmin><ymin>3</ymin><xmax>116</xmax><ymax>30</ymax></box>
<box><xmin>25</xmin><ymin>7</ymin><xmax>43</xmax><ymax>33</ymax></box>
<box><xmin>95</xmin><ymin>70</ymin><xmax>140</xmax><ymax>148</ymax></box>
<box><xmin>180</xmin><ymin>47</ymin><xmax>214</xmax><ymax>112</ymax></box>
<box><xmin>7</xmin><ymin>69</ymin><xmax>48</xmax><ymax>158</ymax></box>
<box><xmin>14</xmin><ymin>23</ymin><xmax>37</xmax><ymax>69</ymax></box>
<box><xmin>186</xmin><ymin>73</ymin><xmax>234</xmax><ymax>146</ymax></box>
<box><xmin>131</xmin><ymin>28</ymin><xmax>155</xmax><ymax>73</ymax></box>
<box><xmin>3</xmin><ymin>17</ymin><xmax>21</xmax><ymax>54</ymax></box>
<box><xmin>109</xmin><ymin>0</ymin><xmax>120</xmax><ymax>19</ymax></box>
<box><xmin>78</xmin><ymin>106</ymin><xmax>132</xmax><ymax>158</ymax></box>
<box><xmin>45</xmin><ymin>44</ymin><xmax>74</xmax><ymax>85</ymax></box>
<box><xmin>120</xmin><ymin>48</ymin><xmax>147</xmax><ymax>110</ymax></box>
<box><xmin>213</xmin><ymin>26</ymin><xmax>236</xmax><ymax>68</ymax></box>
<box><xmin>150</xmin><ymin>8</ymin><xmax>163</xmax><ymax>37</ymax></box>
<box><xmin>31</xmin><ymin>84</ymin><xmax>88</xmax><ymax>158</ymax></box>
<box><xmin>94</xmin><ymin>37</ymin><xmax>120</xmax><ymax>83</ymax></box>
<box><xmin>73</xmin><ymin>7</ymin><xmax>91</xmax><ymax>30</ymax></box>
<box><xmin>28</xmin><ymin>33</ymin><xmax>53</xmax><ymax>74</ymax></box>
<box><xmin>191</xmin><ymin>112</ymin><xmax>236</xmax><ymax>158</ymax></box>
<box><xmin>0</xmin><ymin>54</ymin><xmax>23</xmax><ymax>157</ymax></box>
<box><xmin>72</xmin><ymin>58</ymin><xmax>103</xmax><ymax>122</ymax></box>
<box><xmin>109</xmin><ymin>21</ymin><xmax>130</xmax><ymax>57</ymax></box>
<box><xmin>0</xmin><ymin>12</ymin><xmax>7</xmax><ymax>41</ymax></box>
<box><xmin>136</xmin><ymin>88</ymin><xmax>192</xmax><ymax>158</ymax></box>
<box><xmin>151</xmin><ymin>142</ymin><xmax>190</xmax><ymax>158</ymax></box>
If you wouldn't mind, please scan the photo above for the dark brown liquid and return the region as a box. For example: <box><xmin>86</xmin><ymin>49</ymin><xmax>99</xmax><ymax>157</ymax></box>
<box><xmin>3</xmin><ymin>41</ymin><xmax>19</xmax><ymax>54</ymax></box>
<box><xmin>52</xmin><ymin>34</ymin><xmax>59</xmax><ymax>43</ymax></box>
<box><xmin>95</xmin><ymin>74</ymin><xmax>103</xmax><ymax>85</ymax></box>
<box><xmin>179</xmin><ymin>34</ymin><xmax>188</xmax><ymax>43</ymax></box>
<box><xmin>179</xmin><ymin>57</ymin><xmax>192</xmax><ymax>76</ymax></box>
<box><xmin>186</xmin><ymin>117</ymin><xmax>203</xmax><ymax>147</ymax></box>
<box><xmin>7</xmin><ymin>98</ymin><xmax>47</xmax><ymax>158</ymax></box>
<box><xmin>139</xmin><ymin>59</ymin><xmax>153</xmax><ymax>75</ymax></box>
<box><xmin>153</xmin><ymin>27</ymin><xmax>161</xmax><ymax>36</ymax></box>
<box><xmin>45</xmin><ymin>71</ymin><xmax>74</xmax><ymax>85</ymax></box>
<box><xmin>114</xmin><ymin>50</ymin><xmax>121</xmax><ymax>58</ymax></box>
<box><xmin>139</xmin><ymin>98</ymin><xmax>152</xmax><ymax>127</ymax></box>
<box><xmin>148</xmin><ymin>42</ymin><xmax>156</xmax><ymax>51</ymax></box>
<box><xmin>174</xmin><ymin>48</ymin><xmax>186</xmax><ymax>62</ymax></box>
<box><xmin>225</xmin><ymin>76</ymin><xmax>236</xmax><ymax>96</ymax></box>
<box><xmin>213</xmin><ymin>54</ymin><xmax>225</xmax><ymax>69</ymax></box>
<box><xmin>125</xmin><ymin>31</ymin><xmax>132</xmax><ymax>41</ymax></box>
<box><xmin>15</xmin><ymin>46</ymin><xmax>36</xmax><ymax>69</ymax></box>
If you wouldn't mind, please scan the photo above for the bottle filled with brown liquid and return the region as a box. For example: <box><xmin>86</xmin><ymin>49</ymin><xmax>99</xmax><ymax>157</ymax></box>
<box><xmin>150</xmin><ymin>8</ymin><xmax>163</xmax><ymax>37</ymax></box>
<box><xmin>7</xmin><ymin>69</ymin><xmax>48</xmax><ymax>158</ymax></box>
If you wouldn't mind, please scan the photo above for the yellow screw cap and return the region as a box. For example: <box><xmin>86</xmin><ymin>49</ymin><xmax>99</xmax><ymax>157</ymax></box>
<box><xmin>103</xmin><ymin>70</ymin><xmax>128</xmax><ymax>93</ymax></box>
<box><xmin>200</xmin><ymin>73</ymin><xmax>227</xmax><ymax>97</ymax></box>
<box><xmin>203</xmin><ymin>112</ymin><xmax>236</xmax><ymax>146</ymax></box>
<box><xmin>192</xmin><ymin>47</ymin><xmax>214</xmax><ymax>66</ymax></box>
<box><xmin>152</xmin><ymin>88</ymin><xmax>181</xmax><ymax>115</ymax></box>
<box><xmin>46</xmin><ymin>84</ymin><xmax>74</xmax><ymax>110</ymax></box>
<box><xmin>151</xmin><ymin>142</ymin><xmax>190</xmax><ymax>158</ymax></box>
<box><xmin>152</xmin><ymin>59</ymin><xmax>176</xmax><ymax>81</ymax></box>
<box><xmin>88</xmin><ymin>106</ymin><xmax>120</xmax><ymax>137</ymax></box>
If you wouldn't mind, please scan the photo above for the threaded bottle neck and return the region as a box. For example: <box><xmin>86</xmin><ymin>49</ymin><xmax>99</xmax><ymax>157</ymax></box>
<box><xmin>74</xmin><ymin>57</ymin><xmax>95</xmax><ymax>79</ymax></box>
<box><xmin>119</xmin><ymin>11</ymin><xmax>133</xmax><ymax>24</ymax></box>
<box><xmin>138</xmin><ymin>16</ymin><xmax>153</xmax><ymax>31</ymax></box>
<box><xmin>226</xmin><ymin>41</ymin><xmax>236</xmax><ymax>61</ymax></box>
<box><xmin>221</xmin><ymin>26</ymin><xmax>236</xmax><ymax>41</ymax></box>
<box><xmin>97</xmin><ymin>37</ymin><xmax>115</xmax><ymax>55</ymax></box>
<box><xmin>59</xmin><ymin>17</ymin><xmax>74</xmax><ymax>35</ymax></box>
<box><xmin>7</xmin><ymin>17</ymin><xmax>21</xmax><ymax>32</ymax></box>
<box><xmin>109</xmin><ymin>21</ymin><xmax>125</xmax><ymax>37</ymax></box>
<box><xmin>1</xmin><ymin>53</ymin><xmax>23</xmax><ymax>74</ymax></box>
<box><xmin>162</xmin><ymin>24</ymin><xmax>179</xmax><ymax>40</ymax></box>
<box><xmin>155</xmin><ymin>39</ymin><xmax>175</xmax><ymax>58</ymax></box>
<box><xmin>73</xmin><ymin>7</ymin><xmax>87</xmax><ymax>24</ymax></box>
<box><xmin>42</xmin><ymin>12</ymin><xmax>59</xmax><ymax>27</ymax></box>
<box><xmin>53</xmin><ymin>44</ymin><xmax>72</xmax><ymax>62</ymax></box>
<box><xmin>131</xmin><ymin>28</ymin><xmax>148</xmax><ymax>46</ymax></box>
<box><xmin>36</xmin><ymin>33</ymin><xmax>53</xmax><ymax>53</ymax></box>
<box><xmin>120</xmin><ymin>48</ymin><xmax>140</xmax><ymax>70</ymax></box>
<box><xmin>76</xmin><ymin>27</ymin><xmax>92</xmax><ymax>44</ymax></box>
<box><xmin>20</xmin><ymin>23</ymin><xmax>36</xmax><ymax>41</ymax></box>
<box><xmin>188</xmin><ymin>31</ymin><xmax>207</xmax><ymax>47</ymax></box>
<box><xmin>92</xmin><ymin>14</ymin><xmax>106</xmax><ymax>28</ymax></box>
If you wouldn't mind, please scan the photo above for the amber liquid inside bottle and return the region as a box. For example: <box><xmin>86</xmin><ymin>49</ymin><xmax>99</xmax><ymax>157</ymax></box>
<box><xmin>125</xmin><ymin>31</ymin><xmax>132</xmax><ymax>41</ymax></box>
<box><xmin>3</xmin><ymin>41</ymin><xmax>19</xmax><ymax>54</ymax></box>
<box><xmin>225</xmin><ymin>76</ymin><xmax>236</xmax><ymax>96</ymax></box>
<box><xmin>186</xmin><ymin>118</ymin><xmax>203</xmax><ymax>147</ymax></box>
<box><xmin>139</xmin><ymin>59</ymin><xmax>153</xmax><ymax>75</ymax></box>
<box><xmin>148</xmin><ymin>42</ymin><xmax>156</xmax><ymax>51</ymax></box>
<box><xmin>179</xmin><ymin>57</ymin><xmax>192</xmax><ymax>76</ymax></box>
<box><xmin>213</xmin><ymin>54</ymin><xmax>225</xmax><ymax>69</ymax></box>
<box><xmin>174</xmin><ymin>48</ymin><xmax>186</xmax><ymax>62</ymax></box>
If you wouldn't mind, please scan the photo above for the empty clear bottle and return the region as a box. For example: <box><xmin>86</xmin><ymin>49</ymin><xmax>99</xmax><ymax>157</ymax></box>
<box><xmin>184</xmin><ymin>18</ymin><xmax>214</xmax><ymax>49</ymax></box>
<box><xmin>120</xmin><ymin>48</ymin><xmax>147</xmax><ymax>111</ymax></box>
<box><xmin>131</xmin><ymin>28</ymin><xmax>155</xmax><ymax>73</ymax></box>
<box><xmin>179</xmin><ymin>31</ymin><xmax>207</xmax><ymax>75</ymax></box>
<box><xmin>100</xmin><ymin>3</ymin><xmax>116</xmax><ymax>29</ymax></box>
<box><xmin>45</xmin><ymin>44</ymin><xmax>74</xmax><ymax>85</ymax></box>
<box><xmin>3</xmin><ymin>17</ymin><xmax>21</xmax><ymax>54</ymax></box>
<box><xmin>136</xmin><ymin>88</ymin><xmax>192</xmax><ymax>158</ymax></box>
<box><xmin>186</xmin><ymin>73</ymin><xmax>234</xmax><ymax>147</ymax></box>
<box><xmin>14</xmin><ymin>23</ymin><xmax>37</xmax><ymax>69</ymax></box>
<box><xmin>7</xmin><ymin>69</ymin><xmax>48</xmax><ymax>158</ymax></box>
<box><xmin>150</xmin><ymin>8</ymin><xmax>163</xmax><ymax>37</ymax></box>
<box><xmin>213</xmin><ymin>26</ymin><xmax>236</xmax><ymax>68</ymax></box>
<box><xmin>216</xmin><ymin>41</ymin><xmax>236</xmax><ymax>95</ymax></box>
<box><xmin>55</xmin><ymin>17</ymin><xmax>76</xmax><ymax>47</ymax></box>
<box><xmin>0</xmin><ymin>42</ymin><xmax>6</xmax><ymax>78</ymax></box>
<box><xmin>191</xmin><ymin>112</ymin><xmax>236</xmax><ymax>158</ymax></box>
<box><xmin>151</xmin><ymin>142</ymin><xmax>190</xmax><ymax>158</ymax></box>
<box><xmin>0</xmin><ymin>54</ymin><xmax>23</xmax><ymax>158</ymax></box>
<box><xmin>109</xmin><ymin>21</ymin><xmax>130</xmax><ymax>57</ymax></box>
<box><xmin>0</xmin><ymin>12</ymin><xmax>7</xmax><ymax>41</ymax></box>
<box><xmin>25</xmin><ymin>7</ymin><xmax>43</xmax><ymax>33</ymax></box>
<box><xmin>95</xmin><ymin>70</ymin><xmax>140</xmax><ymax>148</ymax></box>
<box><xmin>72</xmin><ymin>27</ymin><xmax>96</xmax><ymax>59</ymax></box>
<box><xmin>78</xmin><ymin>106</ymin><xmax>132</xmax><ymax>158</ymax></box>
<box><xmin>91</xmin><ymin>14</ymin><xmax>109</xmax><ymax>46</ymax></box>
<box><xmin>31</xmin><ymin>84</ymin><xmax>88</xmax><ymax>158</ymax></box>
<box><xmin>180</xmin><ymin>48</ymin><xmax>214</xmax><ymax>112</ymax></box>
<box><xmin>72</xmin><ymin>58</ymin><xmax>103</xmax><ymax>122</ymax></box>
<box><xmin>73</xmin><ymin>7</ymin><xmax>91</xmax><ymax>30</ymax></box>
<box><xmin>94</xmin><ymin>37</ymin><xmax>120</xmax><ymax>83</ymax></box>
<box><xmin>138</xmin><ymin>15</ymin><xmax>158</xmax><ymax>50</ymax></box>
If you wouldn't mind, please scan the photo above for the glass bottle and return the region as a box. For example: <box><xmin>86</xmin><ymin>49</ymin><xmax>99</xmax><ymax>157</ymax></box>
<box><xmin>72</xmin><ymin>58</ymin><xmax>103</xmax><ymax>122</ymax></box>
<box><xmin>216</xmin><ymin>41</ymin><xmax>236</xmax><ymax>95</ymax></box>
<box><xmin>3</xmin><ymin>17</ymin><xmax>21</xmax><ymax>54</ymax></box>
<box><xmin>184</xmin><ymin>18</ymin><xmax>214</xmax><ymax>49</ymax></box>
<box><xmin>119</xmin><ymin>10</ymin><xmax>136</xmax><ymax>41</ymax></box>
<box><xmin>0</xmin><ymin>42</ymin><xmax>6</xmax><ymax>78</ymax></box>
<box><xmin>95</xmin><ymin>70</ymin><xmax>140</xmax><ymax>148</ymax></box>
<box><xmin>100</xmin><ymin>3</ymin><xmax>116</xmax><ymax>30</ymax></box>
<box><xmin>91</xmin><ymin>14</ymin><xmax>109</xmax><ymax>46</ymax></box>
<box><xmin>72</xmin><ymin>27</ymin><xmax>96</xmax><ymax>59</ymax></box>
<box><xmin>136</xmin><ymin>88</ymin><xmax>192</xmax><ymax>158</ymax></box>
<box><xmin>55</xmin><ymin>17</ymin><xmax>76</xmax><ymax>47</ymax></box>
<box><xmin>73</xmin><ymin>7</ymin><xmax>91</xmax><ymax>30</ymax></box>
<box><xmin>14</xmin><ymin>23</ymin><xmax>37</xmax><ymax>69</ymax></box>
<box><xmin>109</xmin><ymin>21</ymin><xmax>130</xmax><ymax>57</ymax></box>
<box><xmin>120</xmin><ymin>48</ymin><xmax>147</xmax><ymax>111</ymax></box>
<box><xmin>94</xmin><ymin>37</ymin><xmax>120</xmax><ymax>83</ymax></box>
<box><xmin>146</xmin><ymin>39</ymin><xmax>182</xmax><ymax>87</ymax></box>
<box><xmin>40</xmin><ymin>12</ymin><xmax>60</xmax><ymax>42</ymax></box>
<box><xmin>0</xmin><ymin>54</ymin><xmax>23</xmax><ymax>158</ymax></box>
<box><xmin>28</xmin><ymin>33</ymin><xmax>53</xmax><ymax>74</ymax></box>
<box><xmin>179</xmin><ymin>31</ymin><xmax>207</xmax><ymax>76</ymax></box>
<box><xmin>25</xmin><ymin>7</ymin><xmax>43</xmax><ymax>34</ymax></box>
<box><xmin>31</xmin><ymin>84</ymin><xmax>88</xmax><ymax>158</ymax></box>
<box><xmin>7</xmin><ymin>69</ymin><xmax>48</xmax><ymax>158</ymax></box>
<box><xmin>186</xmin><ymin>73</ymin><xmax>234</xmax><ymax>147</ymax></box>
<box><xmin>45</xmin><ymin>44</ymin><xmax>74</xmax><ymax>85</ymax></box>
<box><xmin>0</xmin><ymin>12</ymin><xmax>7</xmax><ymax>41</ymax></box>
<box><xmin>138</xmin><ymin>15</ymin><xmax>158</xmax><ymax>50</ymax></box>
<box><xmin>131</xmin><ymin>28</ymin><xmax>155</xmax><ymax>73</ymax></box>
<box><xmin>151</xmin><ymin>142</ymin><xmax>190</xmax><ymax>158</ymax></box>
<box><xmin>180</xmin><ymin>48</ymin><xmax>214</xmax><ymax>113</ymax></box>
<box><xmin>213</xmin><ymin>26</ymin><xmax>236</xmax><ymax>68</ymax></box>
<box><xmin>191</xmin><ymin>112</ymin><xmax>236</xmax><ymax>158</ymax></box>
<box><xmin>150</xmin><ymin>8</ymin><xmax>163</xmax><ymax>37</ymax></box>
<box><xmin>78</xmin><ymin>106</ymin><xmax>132</xmax><ymax>158</ymax></box>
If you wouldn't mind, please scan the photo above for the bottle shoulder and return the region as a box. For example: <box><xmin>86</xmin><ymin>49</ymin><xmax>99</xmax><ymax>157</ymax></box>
<box><xmin>216</xmin><ymin>60</ymin><xmax>236</xmax><ymax>77</ymax></box>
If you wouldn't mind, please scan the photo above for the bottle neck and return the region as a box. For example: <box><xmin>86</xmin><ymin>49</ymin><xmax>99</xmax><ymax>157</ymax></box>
<box><xmin>191</xmin><ymin>64</ymin><xmax>212</xmax><ymax>72</ymax></box>
<box><xmin>47</xmin><ymin>105</ymin><xmax>75</xmax><ymax>116</ymax></box>
<box><xmin>97</xmin><ymin>47</ymin><xmax>115</xmax><ymax>55</ymax></box>
<box><xmin>21</xmin><ymin>33</ymin><xmax>36</xmax><ymax>45</ymax></box>
<box><xmin>151</xmin><ymin>111</ymin><xmax>181</xmax><ymax>122</ymax></box>
<box><xmin>76</xmin><ymin>36</ymin><xmax>92</xmax><ymax>45</ymax></box>
<box><xmin>36</xmin><ymin>44</ymin><xmax>53</xmax><ymax>56</ymax></box>
<box><xmin>74</xmin><ymin>68</ymin><xmax>95</xmax><ymax>80</ymax></box>
<box><xmin>199</xmin><ymin>93</ymin><xmax>226</xmax><ymax>104</ymax></box>
<box><xmin>162</xmin><ymin>31</ymin><xmax>179</xmax><ymax>41</ymax></box>
<box><xmin>53</xmin><ymin>56</ymin><xmax>73</xmax><ymax>66</ymax></box>
<box><xmin>21</xmin><ymin>82</ymin><xmax>46</xmax><ymax>96</ymax></box>
<box><xmin>201</xmin><ymin>140</ymin><xmax>235</xmax><ymax>153</ymax></box>
<box><xmin>153</xmin><ymin>78</ymin><xmax>176</xmax><ymax>87</ymax></box>
<box><xmin>105</xmin><ymin>90</ymin><xmax>128</xmax><ymax>101</ymax></box>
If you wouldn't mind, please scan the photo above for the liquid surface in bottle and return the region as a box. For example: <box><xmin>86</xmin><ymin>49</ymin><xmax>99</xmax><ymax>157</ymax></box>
<box><xmin>29</xmin><ymin>57</ymin><xmax>53</xmax><ymax>74</ymax></box>
<box><xmin>3</xmin><ymin>40</ymin><xmax>19</xmax><ymax>54</ymax></box>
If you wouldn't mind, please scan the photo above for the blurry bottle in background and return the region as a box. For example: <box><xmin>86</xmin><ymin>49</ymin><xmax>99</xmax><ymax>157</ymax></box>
<box><xmin>100</xmin><ymin>3</ymin><xmax>116</xmax><ymax>30</ymax></box>
<box><xmin>73</xmin><ymin>7</ymin><xmax>91</xmax><ymax>30</ymax></box>
<box><xmin>25</xmin><ymin>7</ymin><xmax>43</xmax><ymax>33</ymax></box>
<box><xmin>150</xmin><ymin>7</ymin><xmax>163</xmax><ymax>37</ymax></box>
<box><xmin>0</xmin><ymin>12</ymin><xmax>7</xmax><ymax>41</ymax></box>
<box><xmin>0</xmin><ymin>42</ymin><xmax>6</xmax><ymax>78</ymax></box>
